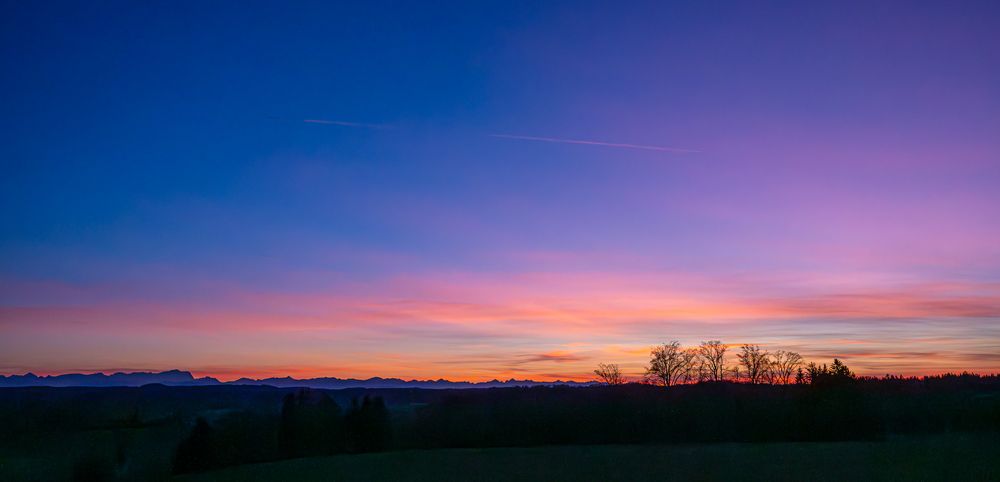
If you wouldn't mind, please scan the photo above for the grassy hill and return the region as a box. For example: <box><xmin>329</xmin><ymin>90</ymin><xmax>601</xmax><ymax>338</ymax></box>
<box><xmin>175</xmin><ymin>435</ymin><xmax>1000</xmax><ymax>482</ymax></box>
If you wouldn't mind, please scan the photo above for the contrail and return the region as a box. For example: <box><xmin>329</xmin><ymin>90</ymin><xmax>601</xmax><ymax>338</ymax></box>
<box><xmin>490</xmin><ymin>134</ymin><xmax>699</xmax><ymax>153</ymax></box>
<box><xmin>267</xmin><ymin>116</ymin><xmax>388</xmax><ymax>129</ymax></box>
<box><xmin>303</xmin><ymin>119</ymin><xmax>388</xmax><ymax>129</ymax></box>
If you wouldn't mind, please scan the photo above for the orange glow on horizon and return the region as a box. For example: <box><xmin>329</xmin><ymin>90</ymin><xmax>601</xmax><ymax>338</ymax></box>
<box><xmin>2</xmin><ymin>274</ymin><xmax>998</xmax><ymax>380</ymax></box>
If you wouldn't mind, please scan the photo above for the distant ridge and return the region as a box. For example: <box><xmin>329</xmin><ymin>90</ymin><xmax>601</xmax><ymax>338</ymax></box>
<box><xmin>0</xmin><ymin>370</ymin><xmax>220</xmax><ymax>387</ymax></box>
<box><xmin>0</xmin><ymin>370</ymin><xmax>597</xmax><ymax>389</ymax></box>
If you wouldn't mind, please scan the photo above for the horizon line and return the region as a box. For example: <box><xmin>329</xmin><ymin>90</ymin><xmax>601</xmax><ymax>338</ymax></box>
<box><xmin>0</xmin><ymin>369</ymin><xmax>594</xmax><ymax>384</ymax></box>
<box><xmin>4</xmin><ymin>368</ymin><xmax>999</xmax><ymax>385</ymax></box>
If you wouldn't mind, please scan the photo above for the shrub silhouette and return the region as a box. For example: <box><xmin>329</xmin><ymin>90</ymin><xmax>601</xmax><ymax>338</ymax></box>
<box><xmin>279</xmin><ymin>389</ymin><xmax>343</xmax><ymax>457</ymax></box>
<box><xmin>173</xmin><ymin>417</ymin><xmax>216</xmax><ymax>474</ymax></box>
<box><xmin>344</xmin><ymin>395</ymin><xmax>390</xmax><ymax>453</ymax></box>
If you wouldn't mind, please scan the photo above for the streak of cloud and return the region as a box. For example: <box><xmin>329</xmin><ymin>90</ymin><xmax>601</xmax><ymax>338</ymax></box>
<box><xmin>303</xmin><ymin>119</ymin><xmax>388</xmax><ymax>129</ymax></box>
<box><xmin>268</xmin><ymin>116</ymin><xmax>388</xmax><ymax>129</ymax></box>
<box><xmin>490</xmin><ymin>133</ymin><xmax>700</xmax><ymax>153</ymax></box>
<box><xmin>517</xmin><ymin>352</ymin><xmax>587</xmax><ymax>364</ymax></box>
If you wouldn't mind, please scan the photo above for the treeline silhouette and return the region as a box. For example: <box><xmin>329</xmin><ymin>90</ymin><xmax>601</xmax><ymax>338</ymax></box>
<box><xmin>174</xmin><ymin>391</ymin><xmax>390</xmax><ymax>474</ymax></box>
<box><xmin>600</xmin><ymin>340</ymin><xmax>853</xmax><ymax>387</ymax></box>
<box><xmin>167</xmin><ymin>367</ymin><xmax>1000</xmax><ymax>475</ymax></box>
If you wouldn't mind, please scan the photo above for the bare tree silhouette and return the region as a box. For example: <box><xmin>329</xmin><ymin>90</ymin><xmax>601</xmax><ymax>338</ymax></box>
<box><xmin>769</xmin><ymin>350</ymin><xmax>804</xmax><ymax>384</ymax></box>
<box><xmin>697</xmin><ymin>340</ymin><xmax>729</xmax><ymax>382</ymax></box>
<box><xmin>737</xmin><ymin>344</ymin><xmax>771</xmax><ymax>384</ymax></box>
<box><xmin>646</xmin><ymin>342</ymin><xmax>697</xmax><ymax>386</ymax></box>
<box><xmin>593</xmin><ymin>363</ymin><xmax>626</xmax><ymax>385</ymax></box>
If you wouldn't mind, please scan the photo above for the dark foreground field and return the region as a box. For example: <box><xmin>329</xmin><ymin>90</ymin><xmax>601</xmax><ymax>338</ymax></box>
<box><xmin>176</xmin><ymin>435</ymin><xmax>1000</xmax><ymax>482</ymax></box>
<box><xmin>1</xmin><ymin>376</ymin><xmax>998</xmax><ymax>481</ymax></box>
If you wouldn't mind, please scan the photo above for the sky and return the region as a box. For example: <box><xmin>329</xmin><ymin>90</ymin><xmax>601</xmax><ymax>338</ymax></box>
<box><xmin>2</xmin><ymin>1</ymin><xmax>999</xmax><ymax>381</ymax></box>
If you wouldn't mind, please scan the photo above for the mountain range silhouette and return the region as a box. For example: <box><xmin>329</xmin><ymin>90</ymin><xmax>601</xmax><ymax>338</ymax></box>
<box><xmin>0</xmin><ymin>370</ymin><xmax>597</xmax><ymax>389</ymax></box>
